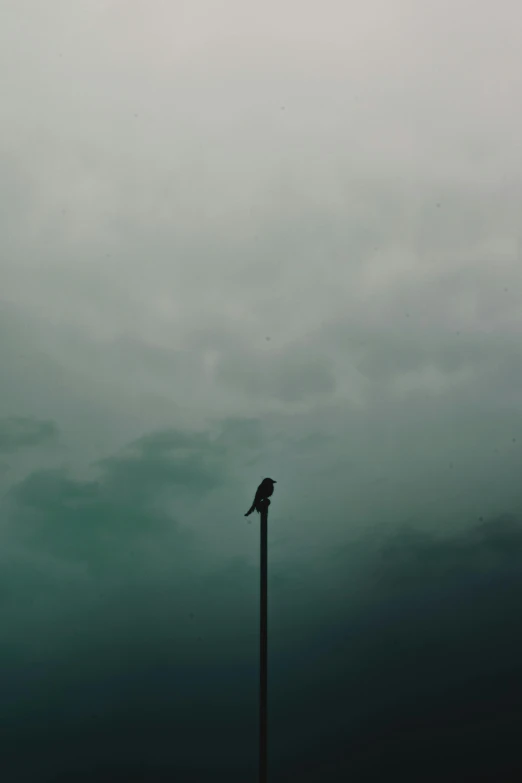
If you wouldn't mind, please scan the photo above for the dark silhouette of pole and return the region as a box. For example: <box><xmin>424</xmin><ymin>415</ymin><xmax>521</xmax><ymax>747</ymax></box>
<box><xmin>259</xmin><ymin>501</ymin><xmax>268</xmax><ymax>783</ymax></box>
<box><xmin>245</xmin><ymin>479</ymin><xmax>276</xmax><ymax>783</ymax></box>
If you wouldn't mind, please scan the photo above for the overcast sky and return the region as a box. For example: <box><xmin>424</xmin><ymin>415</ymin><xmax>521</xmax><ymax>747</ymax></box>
<box><xmin>2</xmin><ymin>1</ymin><xmax>522</xmax><ymax>780</ymax></box>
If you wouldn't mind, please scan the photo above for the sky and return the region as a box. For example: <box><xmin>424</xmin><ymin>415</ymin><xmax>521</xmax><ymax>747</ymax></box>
<box><xmin>1</xmin><ymin>1</ymin><xmax>522</xmax><ymax>780</ymax></box>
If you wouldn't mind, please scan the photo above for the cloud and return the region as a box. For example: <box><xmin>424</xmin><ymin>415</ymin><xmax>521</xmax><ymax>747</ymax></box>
<box><xmin>271</xmin><ymin>513</ymin><xmax>522</xmax><ymax>781</ymax></box>
<box><xmin>97</xmin><ymin>427</ymin><xmax>229</xmax><ymax>497</ymax></box>
<box><xmin>2</xmin><ymin>1</ymin><xmax>522</xmax><ymax>778</ymax></box>
<box><xmin>374</xmin><ymin>512</ymin><xmax>522</xmax><ymax>592</ymax></box>
<box><xmin>0</xmin><ymin>416</ymin><xmax>59</xmax><ymax>453</ymax></box>
<box><xmin>2</xmin><ymin>415</ymin><xmax>522</xmax><ymax>781</ymax></box>
<box><xmin>216</xmin><ymin>345</ymin><xmax>336</xmax><ymax>404</ymax></box>
<box><xmin>0</xmin><ymin>419</ymin><xmax>264</xmax><ymax>782</ymax></box>
<box><xmin>4</xmin><ymin>424</ymin><xmax>234</xmax><ymax>574</ymax></box>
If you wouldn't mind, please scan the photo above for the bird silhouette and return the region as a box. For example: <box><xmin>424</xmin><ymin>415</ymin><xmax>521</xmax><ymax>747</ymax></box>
<box><xmin>245</xmin><ymin>478</ymin><xmax>277</xmax><ymax>516</ymax></box>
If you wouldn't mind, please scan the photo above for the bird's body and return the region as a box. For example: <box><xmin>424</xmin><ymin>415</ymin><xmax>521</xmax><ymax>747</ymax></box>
<box><xmin>245</xmin><ymin>478</ymin><xmax>277</xmax><ymax>516</ymax></box>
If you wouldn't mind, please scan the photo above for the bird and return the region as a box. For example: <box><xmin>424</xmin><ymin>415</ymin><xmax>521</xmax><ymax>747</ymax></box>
<box><xmin>245</xmin><ymin>478</ymin><xmax>277</xmax><ymax>516</ymax></box>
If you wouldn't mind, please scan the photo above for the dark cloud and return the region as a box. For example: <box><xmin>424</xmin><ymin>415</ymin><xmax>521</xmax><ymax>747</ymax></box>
<box><xmin>270</xmin><ymin>513</ymin><xmax>522</xmax><ymax>781</ymax></box>
<box><xmin>0</xmin><ymin>415</ymin><xmax>58</xmax><ymax>453</ymax></box>
<box><xmin>0</xmin><ymin>421</ymin><xmax>261</xmax><ymax>780</ymax></box>
<box><xmin>4</xmin><ymin>425</ymin><xmax>232</xmax><ymax>572</ymax></box>
<box><xmin>97</xmin><ymin>427</ymin><xmax>229</xmax><ymax>497</ymax></box>
<box><xmin>3</xmin><ymin>451</ymin><xmax>522</xmax><ymax>782</ymax></box>
<box><xmin>373</xmin><ymin>513</ymin><xmax>522</xmax><ymax>593</ymax></box>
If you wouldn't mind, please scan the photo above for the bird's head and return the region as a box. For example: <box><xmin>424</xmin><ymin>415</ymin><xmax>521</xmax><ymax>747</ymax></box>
<box><xmin>264</xmin><ymin>478</ymin><xmax>276</xmax><ymax>484</ymax></box>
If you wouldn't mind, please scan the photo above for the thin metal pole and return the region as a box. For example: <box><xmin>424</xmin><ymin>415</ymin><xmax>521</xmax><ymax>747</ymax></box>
<box><xmin>259</xmin><ymin>505</ymin><xmax>268</xmax><ymax>783</ymax></box>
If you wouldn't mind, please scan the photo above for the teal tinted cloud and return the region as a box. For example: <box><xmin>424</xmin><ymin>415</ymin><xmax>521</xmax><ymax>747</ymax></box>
<box><xmin>0</xmin><ymin>416</ymin><xmax>58</xmax><ymax>453</ymax></box>
<box><xmin>5</xmin><ymin>424</ymin><xmax>234</xmax><ymax>574</ymax></box>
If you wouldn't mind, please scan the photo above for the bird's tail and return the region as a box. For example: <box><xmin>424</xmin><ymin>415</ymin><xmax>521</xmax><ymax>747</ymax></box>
<box><xmin>244</xmin><ymin>503</ymin><xmax>256</xmax><ymax>517</ymax></box>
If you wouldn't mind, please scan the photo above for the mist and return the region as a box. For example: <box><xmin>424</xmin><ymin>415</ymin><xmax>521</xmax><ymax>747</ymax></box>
<box><xmin>2</xmin><ymin>0</ymin><xmax>522</xmax><ymax>779</ymax></box>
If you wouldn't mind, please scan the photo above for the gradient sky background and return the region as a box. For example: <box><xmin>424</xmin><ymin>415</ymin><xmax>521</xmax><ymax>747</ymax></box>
<box><xmin>2</xmin><ymin>1</ymin><xmax>522</xmax><ymax>780</ymax></box>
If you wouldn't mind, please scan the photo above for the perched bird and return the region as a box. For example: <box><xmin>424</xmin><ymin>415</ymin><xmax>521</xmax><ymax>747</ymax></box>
<box><xmin>245</xmin><ymin>478</ymin><xmax>277</xmax><ymax>516</ymax></box>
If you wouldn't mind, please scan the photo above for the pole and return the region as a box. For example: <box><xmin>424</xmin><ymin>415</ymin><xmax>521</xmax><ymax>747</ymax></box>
<box><xmin>259</xmin><ymin>502</ymin><xmax>268</xmax><ymax>783</ymax></box>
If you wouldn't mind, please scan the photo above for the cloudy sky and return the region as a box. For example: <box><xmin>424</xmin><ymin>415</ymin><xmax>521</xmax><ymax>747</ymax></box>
<box><xmin>2</xmin><ymin>1</ymin><xmax>522</xmax><ymax>780</ymax></box>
